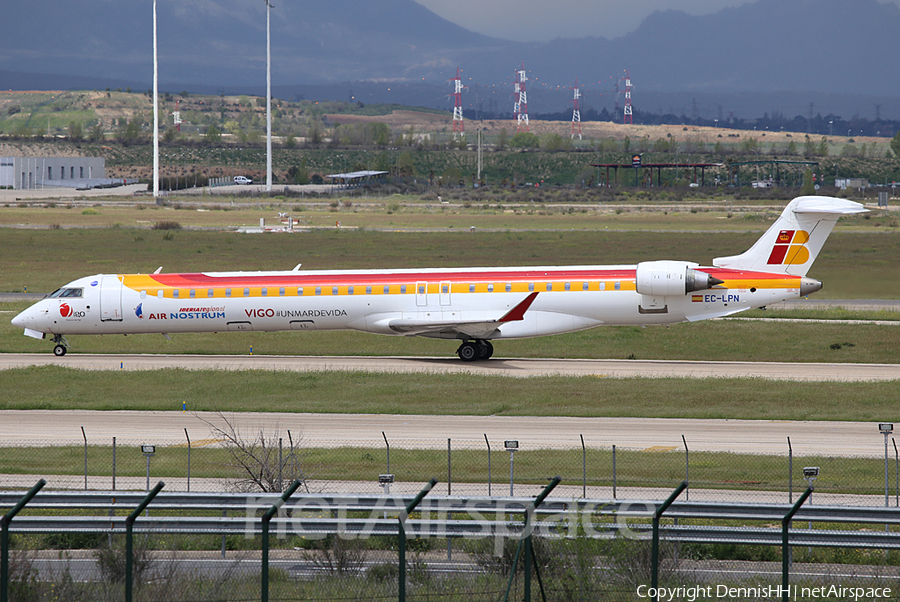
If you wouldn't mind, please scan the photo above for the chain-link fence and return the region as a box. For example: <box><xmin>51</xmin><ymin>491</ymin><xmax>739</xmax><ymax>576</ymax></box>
<box><xmin>2</xmin><ymin>430</ymin><xmax>899</xmax><ymax>506</ymax></box>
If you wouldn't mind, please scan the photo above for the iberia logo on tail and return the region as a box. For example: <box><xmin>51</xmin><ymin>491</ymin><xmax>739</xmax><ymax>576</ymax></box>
<box><xmin>767</xmin><ymin>230</ymin><xmax>810</xmax><ymax>265</ymax></box>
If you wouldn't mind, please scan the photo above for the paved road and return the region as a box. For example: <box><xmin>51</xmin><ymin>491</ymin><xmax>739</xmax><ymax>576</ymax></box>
<box><xmin>0</xmin><ymin>409</ymin><xmax>891</xmax><ymax>458</ymax></box>
<box><xmin>1</xmin><ymin>352</ymin><xmax>898</xmax><ymax>381</ymax></box>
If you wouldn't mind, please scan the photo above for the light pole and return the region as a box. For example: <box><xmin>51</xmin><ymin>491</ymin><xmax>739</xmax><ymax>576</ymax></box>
<box><xmin>265</xmin><ymin>0</ymin><xmax>273</xmax><ymax>193</ymax></box>
<box><xmin>152</xmin><ymin>0</ymin><xmax>159</xmax><ymax>200</ymax></box>
<box><xmin>505</xmin><ymin>440</ymin><xmax>518</xmax><ymax>495</ymax></box>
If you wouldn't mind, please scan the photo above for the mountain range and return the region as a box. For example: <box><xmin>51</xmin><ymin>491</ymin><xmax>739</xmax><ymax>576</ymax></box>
<box><xmin>1</xmin><ymin>0</ymin><xmax>899</xmax><ymax>119</ymax></box>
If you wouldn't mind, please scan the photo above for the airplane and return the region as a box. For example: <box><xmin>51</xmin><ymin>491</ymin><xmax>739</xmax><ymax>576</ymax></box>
<box><xmin>11</xmin><ymin>196</ymin><xmax>865</xmax><ymax>361</ymax></box>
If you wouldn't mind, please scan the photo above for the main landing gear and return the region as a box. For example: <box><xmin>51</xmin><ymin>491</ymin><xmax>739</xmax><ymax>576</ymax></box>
<box><xmin>457</xmin><ymin>340</ymin><xmax>493</xmax><ymax>362</ymax></box>
<box><xmin>52</xmin><ymin>335</ymin><xmax>68</xmax><ymax>357</ymax></box>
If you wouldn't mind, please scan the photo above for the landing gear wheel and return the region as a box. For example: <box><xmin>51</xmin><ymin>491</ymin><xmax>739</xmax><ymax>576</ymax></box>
<box><xmin>477</xmin><ymin>341</ymin><xmax>494</xmax><ymax>360</ymax></box>
<box><xmin>457</xmin><ymin>341</ymin><xmax>479</xmax><ymax>362</ymax></box>
<box><xmin>53</xmin><ymin>344</ymin><xmax>67</xmax><ymax>357</ymax></box>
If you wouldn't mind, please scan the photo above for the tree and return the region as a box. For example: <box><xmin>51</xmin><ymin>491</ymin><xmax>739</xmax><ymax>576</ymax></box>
<box><xmin>205</xmin><ymin>124</ymin><xmax>222</xmax><ymax>145</ymax></box>
<box><xmin>201</xmin><ymin>413</ymin><xmax>311</xmax><ymax>493</ymax></box>
<box><xmin>496</xmin><ymin>128</ymin><xmax>509</xmax><ymax>150</ymax></box>
<box><xmin>67</xmin><ymin>121</ymin><xmax>83</xmax><ymax>142</ymax></box>
<box><xmin>892</xmin><ymin>131</ymin><xmax>900</xmax><ymax>158</ymax></box>
<box><xmin>509</xmin><ymin>131</ymin><xmax>540</xmax><ymax>149</ymax></box>
<box><xmin>801</xmin><ymin>169</ymin><xmax>815</xmax><ymax>195</ymax></box>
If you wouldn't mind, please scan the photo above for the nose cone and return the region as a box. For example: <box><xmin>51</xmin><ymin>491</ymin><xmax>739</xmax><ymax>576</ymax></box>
<box><xmin>11</xmin><ymin>308</ymin><xmax>29</xmax><ymax>329</ymax></box>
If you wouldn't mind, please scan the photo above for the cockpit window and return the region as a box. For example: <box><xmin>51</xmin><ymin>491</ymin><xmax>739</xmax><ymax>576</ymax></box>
<box><xmin>50</xmin><ymin>288</ymin><xmax>84</xmax><ymax>298</ymax></box>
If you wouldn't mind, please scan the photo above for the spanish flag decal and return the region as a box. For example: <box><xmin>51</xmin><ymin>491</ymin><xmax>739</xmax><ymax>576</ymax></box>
<box><xmin>692</xmin><ymin>295</ymin><xmax>703</xmax><ymax>302</ymax></box>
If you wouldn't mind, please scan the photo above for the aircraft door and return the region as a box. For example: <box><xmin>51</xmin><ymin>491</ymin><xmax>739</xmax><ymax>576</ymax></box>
<box><xmin>439</xmin><ymin>281</ymin><xmax>451</xmax><ymax>306</ymax></box>
<box><xmin>99</xmin><ymin>276</ymin><xmax>123</xmax><ymax>321</ymax></box>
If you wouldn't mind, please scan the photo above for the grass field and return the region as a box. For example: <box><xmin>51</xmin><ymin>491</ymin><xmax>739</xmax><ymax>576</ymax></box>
<box><xmin>1</xmin><ymin>203</ymin><xmax>899</xmax><ymax>424</ymax></box>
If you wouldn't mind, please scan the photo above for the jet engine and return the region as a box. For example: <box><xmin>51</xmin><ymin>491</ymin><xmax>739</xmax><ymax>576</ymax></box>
<box><xmin>635</xmin><ymin>260</ymin><xmax>724</xmax><ymax>296</ymax></box>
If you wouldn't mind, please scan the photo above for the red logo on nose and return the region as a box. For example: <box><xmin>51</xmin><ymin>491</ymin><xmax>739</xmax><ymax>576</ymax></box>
<box><xmin>60</xmin><ymin>303</ymin><xmax>72</xmax><ymax>317</ymax></box>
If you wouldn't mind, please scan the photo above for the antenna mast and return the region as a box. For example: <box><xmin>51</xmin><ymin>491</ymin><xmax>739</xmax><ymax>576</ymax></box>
<box><xmin>513</xmin><ymin>62</ymin><xmax>529</xmax><ymax>132</ymax></box>
<box><xmin>449</xmin><ymin>66</ymin><xmax>466</xmax><ymax>139</ymax></box>
<box><xmin>623</xmin><ymin>70</ymin><xmax>633</xmax><ymax>124</ymax></box>
<box><xmin>570</xmin><ymin>78</ymin><xmax>582</xmax><ymax>140</ymax></box>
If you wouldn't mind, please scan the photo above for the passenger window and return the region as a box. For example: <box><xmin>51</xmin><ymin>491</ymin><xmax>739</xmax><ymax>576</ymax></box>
<box><xmin>614</xmin><ymin>281</ymin><xmax>621</xmax><ymax>290</ymax></box>
<box><xmin>546</xmin><ymin>283</ymin><xmax>553</xmax><ymax>291</ymax></box>
<box><xmin>599</xmin><ymin>282</ymin><xmax>606</xmax><ymax>291</ymax></box>
<box><xmin>243</xmin><ymin>288</ymin><xmax>250</xmax><ymax>297</ymax></box>
<box><xmin>564</xmin><ymin>282</ymin><xmax>571</xmax><ymax>291</ymax></box>
<box><xmin>583</xmin><ymin>282</ymin><xmax>589</xmax><ymax>291</ymax></box>
<box><xmin>418</xmin><ymin>285</ymin><xmax>425</xmax><ymax>294</ymax></box>
<box><xmin>140</xmin><ymin>290</ymin><xmax>147</xmax><ymax>299</ymax></box>
<box><xmin>315</xmin><ymin>287</ymin><xmax>321</xmax><ymax>295</ymax></box>
<box><xmin>226</xmin><ymin>288</ymin><xmax>232</xmax><ymax>297</ymax></box>
<box><xmin>383</xmin><ymin>285</ymin><xmax>390</xmax><ymax>294</ymax></box>
<box><xmin>401</xmin><ymin>285</ymin><xmax>407</xmax><ymax>294</ymax></box>
<box><xmin>442</xmin><ymin>284</ymin><xmax>449</xmax><ymax>294</ymax></box>
<box><xmin>157</xmin><ymin>290</ymin><xmax>163</xmax><ymax>299</ymax></box>
<box><xmin>189</xmin><ymin>289</ymin><xmax>196</xmax><ymax>298</ymax></box>
<box><xmin>173</xmin><ymin>290</ymin><xmax>180</xmax><ymax>299</ymax></box>
<box><xmin>279</xmin><ymin>287</ymin><xmax>285</xmax><ymax>296</ymax></box>
<box><xmin>528</xmin><ymin>283</ymin><xmax>534</xmax><ymax>292</ymax></box>
<box><xmin>332</xmin><ymin>286</ymin><xmax>338</xmax><ymax>295</ymax></box>
<box><xmin>366</xmin><ymin>286</ymin><xmax>372</xmax><ymax>294</ymax></box>
<box><xmin>469</xmin><ymin>284</ymin><xmax>475</xmax><ymax>293</ymax></box>
<box><xmin>488</xmin><ymin>284</ymin><xmax>494</xmax><ymax>292</ymax></box>
<box><xmin>297</xmin><ymin>287</ymin><xmax>303</xmax><ymax>296</ymax></box>
<box><xmin>349</xmin><ymin>286</ymin><xmax>354</xmax><ymax>295</ymax></box>
<box><xmin>505</xmin><ymin>283</ymin><xmax>511</xmax><ymax>292</ymax></box>
<box><xmin>262</xmin><ymin>288</ymin><xmax>268</xmax><ymax>297</ymax></box>
<box><xmin>208</xmin><ymin>289</ymin><xmax>214</xmax><ymax>298</ymax></box>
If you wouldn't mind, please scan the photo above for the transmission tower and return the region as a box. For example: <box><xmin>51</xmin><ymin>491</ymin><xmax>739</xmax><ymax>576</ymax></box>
<box><xmin>513</xmin><ymin>62</ymin><xmax>529</xmax><ymax>132</ymax></box>
<box><xmin>570</xmin><ymin>78</ymin><xmax>582</xmax><ymax>140</ymax></box>
<box><xmin>449</xmin><ymin>67</ymin><xmax>466</xmax><ymax>139</ymax></box>
<box><xmin>623</xmin><ymin>70</ymin><xmax>633</xmax><ymax>124</ymax></box>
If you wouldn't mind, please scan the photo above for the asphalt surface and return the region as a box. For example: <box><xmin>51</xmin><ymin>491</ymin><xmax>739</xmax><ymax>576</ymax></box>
<box><xmin>0</xmin><ymin>409</ymin><xmax>892</xmax><ymax>459</ymax></box>
<box><xmin>1</xmin><ymin>352</ymin><xmax>898</xmax><ymax>381</ymax></box>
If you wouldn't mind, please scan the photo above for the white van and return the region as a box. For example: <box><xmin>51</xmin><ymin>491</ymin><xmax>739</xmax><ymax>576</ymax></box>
<box><xmin>234</xmin><ymin>175</ymin><xmax>252</xmax><ymax>185</ymax></box>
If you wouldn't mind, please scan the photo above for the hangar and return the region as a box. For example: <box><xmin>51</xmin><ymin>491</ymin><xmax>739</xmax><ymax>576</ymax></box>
<box><xmin>0</xmin><ymin>156</ymin><xmax>107</xmax><ymax>190</ymax></box>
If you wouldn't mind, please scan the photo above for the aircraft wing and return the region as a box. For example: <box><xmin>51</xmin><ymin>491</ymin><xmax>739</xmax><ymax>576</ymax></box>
<box><xmin>387</xmin><ymin>292</ymin><xmax>538</xmax><ymax>338</ymax></box>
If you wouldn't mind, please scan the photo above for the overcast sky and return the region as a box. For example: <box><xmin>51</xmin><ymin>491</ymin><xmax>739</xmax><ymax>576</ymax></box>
<box><xmin>414</xmin><ymin>0</ymin><xmax>900</xmax><ymax>42</ymax></box>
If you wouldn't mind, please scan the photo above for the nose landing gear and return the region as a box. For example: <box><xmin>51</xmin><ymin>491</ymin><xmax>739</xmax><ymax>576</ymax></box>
<box><xmin>456</xmin><ymin>340</ymin><xmax>493</xmax><ymax>362</ymax></box>
<box><xmin>52</xmin><ymin>335</ymin><xmax>69</xmax><ymax>357</ymax></box>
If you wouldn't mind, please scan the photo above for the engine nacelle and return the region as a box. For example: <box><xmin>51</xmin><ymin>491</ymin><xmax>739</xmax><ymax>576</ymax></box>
<box><xmin>635</xmin><ymin>260</ymin><xmax>723</xmax><ymax>297</ymax></box>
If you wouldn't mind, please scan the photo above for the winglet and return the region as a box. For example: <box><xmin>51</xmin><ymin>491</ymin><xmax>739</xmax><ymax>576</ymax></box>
<box><xmin>499</xmin><ymin>292</ymin><xmax>539</xmax><ymax>323</ymax></box>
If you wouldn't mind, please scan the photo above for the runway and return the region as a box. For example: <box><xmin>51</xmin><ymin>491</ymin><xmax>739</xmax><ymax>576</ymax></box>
<box><xmin>1</xmin><ymin>352</ymin><xmax>899</xmax><ymax>381</ymax></box>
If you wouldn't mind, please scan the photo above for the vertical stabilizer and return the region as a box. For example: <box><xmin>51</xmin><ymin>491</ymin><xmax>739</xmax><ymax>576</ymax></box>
<box><xmin>713</xmin><ymin>196</ymin><xmax>866</xmax><ymax>276</ymax></box>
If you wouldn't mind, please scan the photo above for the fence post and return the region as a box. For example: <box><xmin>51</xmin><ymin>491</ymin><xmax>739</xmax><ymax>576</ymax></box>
<box><xmin>612</xmin><ymin>445</ymin><xmax>617</xmax><ymax>499</ymax></box>
<box><xmin>1</xmin><ymin>479</ymin><xmax>45</xmax><ymax>602</ymax></box>
<box><xmin>681</xmin><ymin>435</ymin><xmax>689</xmax><ymax>501</ymax></box>
<box><xmin>262</xmin><ymin>480</ymin><xmax>301</xmax><ymax>602</ymax></box>
<box><xmin>399</xmin><ymin>478</ymin><xmax>437</xmax><ymax>602</ymax></box>
<box><xmin>112</xmin><ymin>436</ymin><xmax>117</xmax><ymax>491</ymax></box>
<box><xmin>788</xmin><ymin>437</ymin><xmax>793</xmax><ymax>503</ymax></box>
<box><xmin>447</xmin><ymin>439</ymin><xmax>451</xmax><ymax>495</ymax></box>
<box><xmin>81</xmin><ymin>426</ymin><xmax>87</xmax><ymax>490</ymax></box>
<box><xmin>383</xmin><ymin>431</ymin><xmax>390</xmax><ymax>474</ymax></box>
<box><xmin>484</xmin><ymin>434</ymin><xmax>491</xmax><ymax>496</ymax></box>
<box><xmin>894</xmin><ymin>438</ymin><xmax>898</xmax><ymax>507</ymax></box>
<box><xmin>651</xmin><ymin>481</ymin><xmax>687</xmax><ymax>601</ymax></box>
<box><xmin>502</xmin><ymin>476</ymin><xmax>561</xmax><ymax>602</ymax></box>
<box><xmin>782</xmin><ymin>486</ymin><xmax>814</xmax><ymax>602</ymax></box>
<box><xmin>278</xmin><ymin>438</ymin><xmax>283</xmax><ymax>493</ymax></box>
<box><xmin>184</xmin><ymin>428</ymin><xmax>191</xmax><ymax>493</ymax></box>
<box><xmin>580</xmin><ymin>434</ymin><xmax>586</xmax><ymax>498</ymax></box>
<box><xmin>126</xmin><ymin>481</ymin><xmax>164</xmax><ymax>602</ymax></box>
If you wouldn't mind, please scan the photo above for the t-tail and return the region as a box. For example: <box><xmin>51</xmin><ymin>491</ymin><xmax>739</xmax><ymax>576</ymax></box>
<box><xmin>713</xmin><ymin>196</ymin><xmax>867</xmax><ymax>276</ymax></box>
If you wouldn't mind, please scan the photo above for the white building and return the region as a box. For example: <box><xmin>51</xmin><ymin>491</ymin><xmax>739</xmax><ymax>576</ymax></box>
<box><xmin>0</xmin><ymin>156</ymin><xmax>106</xmax><ymax>190</ymax></box>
